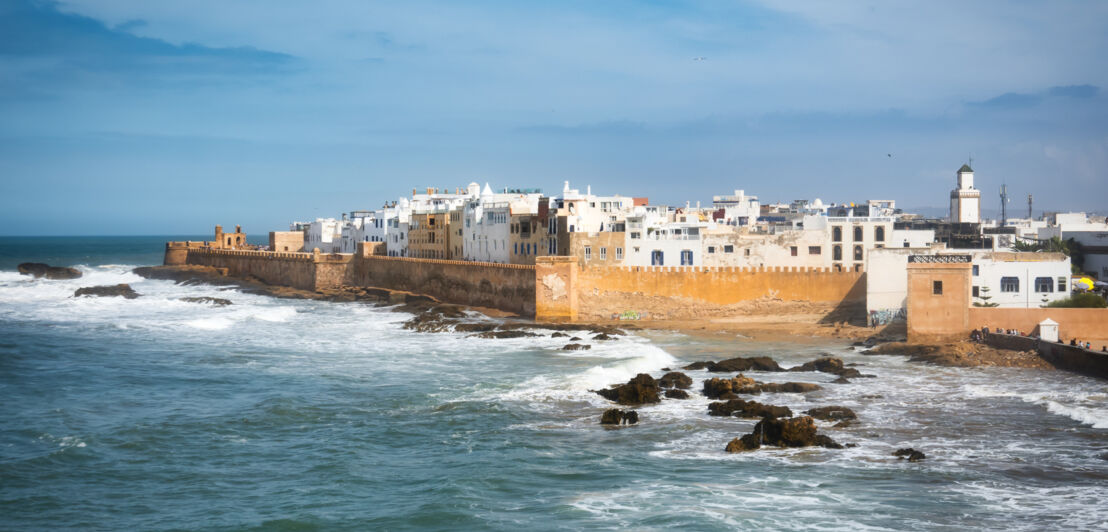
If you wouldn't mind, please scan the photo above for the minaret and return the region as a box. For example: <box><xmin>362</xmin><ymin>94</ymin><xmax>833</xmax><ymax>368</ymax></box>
<box><xmin>949</xmin><ymin>163</ymin><xmax>981</xmax><ymax>223</ymax></box>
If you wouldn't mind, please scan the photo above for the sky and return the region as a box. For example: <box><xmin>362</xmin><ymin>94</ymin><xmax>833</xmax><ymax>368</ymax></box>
<box><xmin>1</xmin><ymin>0</ymin><xmax>1106</xmax><ymax>235</ymax></box>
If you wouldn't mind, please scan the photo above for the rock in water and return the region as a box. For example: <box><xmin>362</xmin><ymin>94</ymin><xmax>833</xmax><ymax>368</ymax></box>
<box><xmin>707</xmin><ymin>356</ymin><xmax>784</xmax><ymax>372</ymax></box>
<box><xmin>733</xmin><ymin>382</ymin><xmax>822</xmax><ymax>395</ymax></box>
<box><xmin>470</xmin><ymin>330</ymin><xmax>539</xmax><ymax>339</ymax></box>
<box><xmin>562</xmin><ymin>343</ymin><xmax>591</xmax><ymax>351</ymax></box>
<box><xmin>178</xmin><ymin>296</ymin><xmax>232</xmax><ymax>306</ymax></box>
<box><xmin>600</xmin><ymin>409</ymin><xmax>639</xmax><ymax>425</ymax></box>
<box><xmin>789</xmin><ymin>357</ymin><xmax>845</xmax><ymax>373</ymax></box>
<box><xmin>728</xmin><ymin>416</ymin><xmax>843</xmax><ymax>451</ymax></box>
<box><xmin>74</xmin><ymin>284</ymin><xmax>139</xmax><ymax>299</ymax></box>
<box><xmin>805</xmin><ymin>406</ymin><xmax>857</xmax><ymax>421</ymax></box>
<box><xmin>18</xmin><ymin>262</ymin><xmax>82</xmax><ymax>280</ymax></box>
<box><xmin>725</xmin><ymin>434</ymin><xmax>763</xmax><ymax>452</ymax></box>
<box><xmin>893</xmin><ymin>448</ymin><xmax>926</xmax><ymax>461</ymax></box>
<box><xmin>594</xmin><ymin>374</ymin><xmax>661</xmax><ymax>405</ymax></box>
<box><xmin>708</xmin><ymin>399</ymin><xmax>792</xmax><ymax>419</ymax></box>
<box><xmin>682</xmin><ymin>361</ymin><xmax>715</xmax><ymax>371</ymax></box>
<box><xmin>658</xmin><ymin>371</ymin><xmax>693</xmax><ymax>389</ymax></box>
<box><xmin>702</xmin><ymin>374</ymin><xmax>757</xmax><ymax>399</ymax></box>
<box><xmin>664</xmin><ymin>389</ymin><xmax>690</xmax><ymax>399</ymax></box>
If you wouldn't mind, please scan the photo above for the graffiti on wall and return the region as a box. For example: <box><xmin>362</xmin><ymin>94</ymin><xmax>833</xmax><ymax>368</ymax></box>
<box><xmin>869</xmin><ymin>308</ymin><xmax>906</xmax><ymax>326</ymax></box>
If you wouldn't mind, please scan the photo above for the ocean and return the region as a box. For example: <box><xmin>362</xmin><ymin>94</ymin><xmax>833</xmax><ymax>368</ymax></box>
<box><xmin>1</xmin><ymin>236</ymin><xmax>1107</xmax><ymax>531</ymax></box>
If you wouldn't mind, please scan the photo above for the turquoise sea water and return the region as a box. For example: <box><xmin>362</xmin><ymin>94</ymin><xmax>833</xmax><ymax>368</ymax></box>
<box><xmin>1</xmin><ymin>237</ymin><xmax>1107</xmax><ymax>531</ymax></box>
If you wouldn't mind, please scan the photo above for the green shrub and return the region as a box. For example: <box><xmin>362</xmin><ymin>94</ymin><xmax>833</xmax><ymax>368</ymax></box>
<box><xmin>1044</xmin><ymin>293</ymin><xmax>1108</xmax><ymax>308</ymax></box>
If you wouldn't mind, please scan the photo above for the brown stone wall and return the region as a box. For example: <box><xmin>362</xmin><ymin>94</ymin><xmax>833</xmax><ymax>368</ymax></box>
<box><xmin>535</xmin><ymin>256</ymin><xmax>579</xmax><ymax>321</ymax></box>
<box><xmin>906</xmin><ymin>262</ymin><xmax>972</xmax><ymax>342</ymax></box>
<box><xmin>577</xmin><ymin>264</ymin><xmax>863</xmax><ymax>305</ymax></box>
<box><xmin>185</xmin><ymin>248</ymin><xmax>327</xmax><ymax>291</ymax></box>
<box><xmin>269</xmin><ymin>231</ymin><xmax>304</xmax><ymax>252</ymax></box>
<box><xmin>970</xmin><ymin>307</ymin><xmax>1108</xmax><ymax>345</ymax></box>
<box><xmin>354</xmin><ymin>256</ymin><xmax>536</xmax><ymax>315</ymax></box>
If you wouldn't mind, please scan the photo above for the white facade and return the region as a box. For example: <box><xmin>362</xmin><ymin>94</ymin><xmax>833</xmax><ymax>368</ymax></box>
<box><xmin>386</xmin><ymin>200</ymin><xmax>411</xmax><ymax>257</ymax></box>
<box><xmin>889</xmin><ymin>228</ymin><xmax>936</xmax><ymax>249</ymax></box>
<box><xmin>305</xmin><ymin>218</ymin><xmax>342</xmax><ymax>253</ymax></box>
<box><xmin>971</xmin><ymin>252</ymin><xmax>1071</xmax><ymax>308</ymax></box>
<box><xmin>712</xmin><ymin>190</ymin><xmax>760</xmax><ymax>226</ymax></box>
<box><xmin>865</xmin><ymin>247</ymin><xmax>932</xmax><ymax>324</ymax></box>
<box><xmin>624</xmin><ymin>222</ymin><xmax>705</xmax><ymax>267</ymax></box>
<box><xmin>462</xmin><ymin>185</ymin><xmax>542</xmax><ymax>263</ymax></box>
<box><xmin>950</xmin><ymin>164</ymin><xmax>981</xmax><ymax>223</ymax></box>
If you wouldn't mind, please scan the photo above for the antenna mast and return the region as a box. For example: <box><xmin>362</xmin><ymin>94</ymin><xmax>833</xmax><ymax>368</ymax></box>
<box><xmin>1028</xmin><ymin>194</ymin><xmax>1033</xmax><ymax>219</ymax></box>
<box><xmin>1000</xmin><ymin>184</ymin><xmax>1008</xmax><ymax>226</ymax></box>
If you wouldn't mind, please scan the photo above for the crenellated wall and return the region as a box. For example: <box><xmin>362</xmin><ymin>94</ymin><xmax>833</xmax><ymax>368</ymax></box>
<box><xmin>183</xmin><ymin>248</ymin><xmax>351</xmax><ymax>291</ymax></box>
<box><xmin>353</xmin><ymin>256</ymin><xmax>536</xmax><ymax>315</ymax></box>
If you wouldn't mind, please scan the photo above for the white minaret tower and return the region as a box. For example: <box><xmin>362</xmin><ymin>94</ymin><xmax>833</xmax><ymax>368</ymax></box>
<box><xmin>949</xmin><ymin>163</ymin><xmax>981</xmax><ymax>223</ymax></box>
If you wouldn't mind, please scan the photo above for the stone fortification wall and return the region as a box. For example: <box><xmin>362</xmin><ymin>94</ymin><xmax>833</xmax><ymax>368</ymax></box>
<box><xmin>550</xmin><ymin>263</ymin><xmax>865</xmax><ymax>320</ymax></box>
<box><xmin>184</xmin><ymin>248</ymin><xmax>350</xmax><ymax>291</ymax></box>
<box><xmin>970</xmin><ymin>307</ymin><xmax>1108</xmax><ymax>345</ymax></box>
<box><xmin>1037</xmin><ymin>341</ymin><xmax>1108</xmax><ymax>380</ymax></box>
<box><xmin>354</xmin><ymin>256</ymin><xmax>536</xmax><ymax>315</ymax></box>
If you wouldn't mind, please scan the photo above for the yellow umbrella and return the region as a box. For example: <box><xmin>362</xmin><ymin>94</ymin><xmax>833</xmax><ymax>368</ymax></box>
<box><xmin>1074</xmin><ymin>277</ymin><xmax>1094</xmax><ymax>291</ymax></box>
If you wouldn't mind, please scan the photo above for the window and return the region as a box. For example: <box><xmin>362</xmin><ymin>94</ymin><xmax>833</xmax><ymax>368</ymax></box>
<box><xmin>875</xmin><ymin>226</ymin><xmax>885</xmax><ymax>242</ymax></box>
<box><xmin>680</xmin><ymin>250</ymin><xmax>693</xmax><ymax>265</ymax></box>
<box><xmin>584</xmin><ymin>246</ymin><xmax>592</xmax><ymax>260</ymax></box>
<box><xmin>790</xmin><ymin>246</ymin><xmax>798</xmax><ymax>257</ymax></box>
<box><xmin>933</xmin><ymin>281</ymin><xmax>943</xmax><ymax>295</ymax></box>
<box><xmin>903</xmin><ymin>242</ymin><xmax>910</xmax><ymax>248</ymax></box>
<box><xmin>1058</xmin><ymin>277</ymin><xmax>1067</xmax><ymax>292</ymax></box>
<box><xmin>616</xmin><ymin>247</ymin><xmax>623</xmax><ymax>260</ymax></box>
<box><xmin>630</xmin><ymin>232</ymin><xmax>641</xmax><ymax>239</ymax></box>
<box><xmin>600</xmin><ymin>247</ymin><xmax>607</xmax><ymax>260</ymax></box>
<box><xmin>744</xmin><ymin>249</ymin><xmax>751</xmax><ymax>257</ymax></box>
<box><xmin>972</xmin><ymin>265</ymin><xmax>979</xmax><ymax>276</ymax></box>
<box><xmin>833</xmin><ymin>245</ymin><xmax>842</xmax><ymax>261</ymax></box>
<box><xmin>724</xmin><ymin>245</ymin><xmax>734</xmax><ymax>253</ymax></box>
<box><xmin>853</xmin><ymin>226</ymin><xmax>863</xmax><ymax>241</ymax></box>
<box><xmin>1035</xmin><ymin>277</ymin><xmax>1054</xmax><ymax>293</ymax></box>
<box><xmin>1001</xmin><ymin>277</ymin><xmax>1019</xmax><ymax>293</ymax></box>
<box><xmin>708</xmin><ymin>246</ymin><xmax>716</xmax><ymax>253</ymax></box>
<box><xmin>651</xmin><ymin>250</ymin><xmax>664</xmax><ymax>266</ymax></box>
<box><xmin>972</xmin><ymin>286</ymin><xmax>979</xmax><ymax>297</ymax></box>
<box><xmin>809</xmin><ymin>246</ymin><xmax>821</xmax><ymax>255</ymax></box>
<box><xmin>853</xmin><ymin>245</ymin><xmax>863</xmax><ymax>261</ymax></box>
<box><xmin>832</xmin><ymin>226</ymin><xmax>842</xmax><ymax>242</ymax></box>
<box><xmin>514</xmin><ymin>243</ymin><xmax>518</xmax><ymax>254</ymax></box>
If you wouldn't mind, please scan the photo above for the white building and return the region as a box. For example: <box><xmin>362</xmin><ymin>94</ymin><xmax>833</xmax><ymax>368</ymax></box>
<box><xmin>712</xmin><ymin>190</ymin><xmax>760</xmax><ymax>226</ymax></box>
<box><xmin>304</xmin><ymin>218</ymin><xmax>342</xmax><ymax>253</ymax></box>
<box><xmin>950</xmin><ymin>164</ymin><xmax>981</xmax><ymax>223</ymax></box>
<box><xmin>462</xmin><ymin>183</ymin><xmax>542</xmax><ymax>263</ymax></box>
<box><xmin>971</xmin><ymin>252</ymin><xmax>1071</xmax><ymax>308</ymax></box>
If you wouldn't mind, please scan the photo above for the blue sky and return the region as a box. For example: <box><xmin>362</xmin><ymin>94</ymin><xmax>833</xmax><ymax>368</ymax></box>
<box><xmin>1</xmin><ymin>0</ymin><xmax>1106</xmax><ymax>235</ymax></box>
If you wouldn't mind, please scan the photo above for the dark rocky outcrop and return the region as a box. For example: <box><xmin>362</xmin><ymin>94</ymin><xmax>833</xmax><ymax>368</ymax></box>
<box><xmin>594</xmin><ymin>374</ymin><xmax>661</xmax><ymax>405</ymax></box>
<box><xmin>664</xmin><ymin>389</ymin><xmax>690</xmax><ymax>399</ymax></box>
<box><xmin>470</xmin><ymin>330</ymin><xmax>540</xmax><ymax>339</ymax></box>
<box><xmin>682</xmin><ymin>361</ymin><xmax>714</xmax><ymax>371</ymax></box>
<box><xmin>734</xmin><ymin>382</ymin><xmax>822</xmax><ymax>395</ymax></box>
<box><xmin>805</xmin><ymin>406</ymin><xmax>857</xmax><ymax>421</ymax></box>
<box><xmin>551</xmin><ymin>332</ymin><xmax>569</xmax><ymax>338</ymax></box>
<box><xmin>178</xmin><ymin>296</ymin><xmax>232</xmax><ymax>306</ymax></box>
<box><xmin>74</xmin><ymin>284</ymin><xmax>139</xmax><ymax>299</ymax></box>
<box><xmin>563</xmin><ymin>343</ymin><xmax>591</xmax><ymax>351</ymax></box>
<box><xmin>789</xmin><ymin>357</ymin><xmax>874</xmax><ymax>379</ymax></box>
<box><xmin>893</xmin><ymin>448</ymin><xmax>926</xmax><ymax>461</ymax></box>
<box><xmin>708</xmin><ymin>399</ymin><xmax>792</xmax><ymax>419</ymax></box>
<box><xmin>658</xmin><ymin>371</ymin><xmax>693</xmax><ymax>390</ymax></box>
<box><xmin>452</xmin><ymin>322</ymin><xmax>499</xmax><ymax>333</ymax></box>
<box><xmin>724</xmin><ymin>416</ymin><xmax>842</xmax><ymax>452</ymax></box>
<box><xmin>600</xmin><ymin>409</ymin><xmax>639</xmax><ymax>425</ymax></box>
<box><xmin>18</xmin><ymin>263</ymin><xmax>82</xmax><ymax>280</ymax></box>
<box><xmin>702</xmin><ymin>374</ymin><xmax>757</xmax><ymax>399</ymax></box>
<box><xmin>706</xmin><ymin>356</ymin><xmax>784</xmax><ymax>373</ymax></box>
<box><xmin>831</xmin><ymin>376</ymin><xmax>852</xmax><ymax>384</ymax></box>
<box><xmin>592</xmin><ymin>333</ymin><xmax>615</xmax><ymax>341</ymax></box>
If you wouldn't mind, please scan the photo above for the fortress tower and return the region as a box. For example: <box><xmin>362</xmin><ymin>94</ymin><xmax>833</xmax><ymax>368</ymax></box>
<box><xmin>949</xmin><ymin>164</ymin><xmax>981</xmax><ymax>223</ymax></box>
